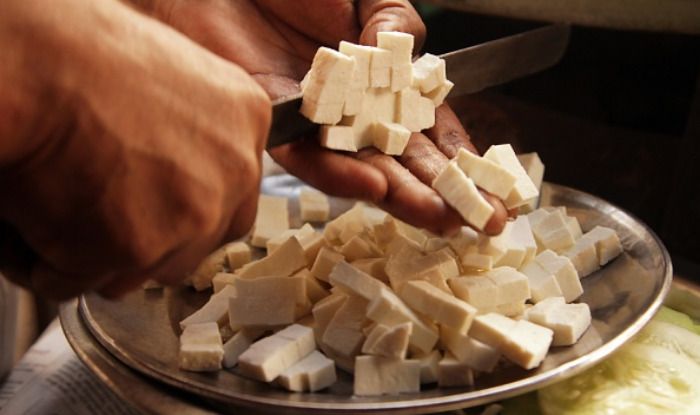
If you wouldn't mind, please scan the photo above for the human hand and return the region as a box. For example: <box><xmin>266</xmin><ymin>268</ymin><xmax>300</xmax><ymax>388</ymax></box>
<box><xmin>138</xmin><ymin>0</ymin><xmax>509</xmax><ymax>236</ymax></box>
<box><xmin>0</xmin><ymin>0</ymin><xmax>271</xmax><ymax>299</ymax></box>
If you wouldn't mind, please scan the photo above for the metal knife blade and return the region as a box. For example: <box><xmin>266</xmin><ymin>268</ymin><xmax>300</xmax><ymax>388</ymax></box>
<box><xmin>267</xmin><ymin>24</ymin><xmax>570</xmax><ymax>149</ymax></box>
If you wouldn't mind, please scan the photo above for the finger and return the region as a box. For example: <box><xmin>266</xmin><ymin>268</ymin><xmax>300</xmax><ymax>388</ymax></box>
<box><xmin>251</xmin><ymin>73</ymin><xmax>301</xmax><ymax>101</ymax></box>
<box><xmin>268</xmin><ymin>138</ymin><xmax>388</xmax><ymax>202</ymax></box>
<box><xmin>358</xmin><ymin>0</ymin><xmax>426</xmax><ymax>51</ymax></box>
<box><xmin>399</xmin><ymin>133</ymin><xmax>507</xmax><ymax>235</ymax></box>
<box><xmin>356</xmin><ymin>147</ymin><xmax>461</xmax><ymax>236</ymax></box>
<box><xmin>254</xmin><ymin>0</ymin><xmax>361</xmax><ymax>48</ymax></box>
<box><xmin>426</xmin><ymin>103</ymin><xmax>478</xmax><ymax>157</ymax></box>
<box><xmin>424</xmin><ymin>104</ymin><xmax>510</xmax><ymax>234</ymax></box>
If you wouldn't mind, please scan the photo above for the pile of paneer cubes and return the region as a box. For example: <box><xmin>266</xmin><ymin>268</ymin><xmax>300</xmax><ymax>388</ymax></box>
<box><xmin>172</xmin><ymin>33</ymin><xmax>624</xmax><ymax>396</ymax></box>
<box><xmin>175</xmin><ymin>157</ymin><xmax>623</xmax><ymax>396</ymax></box>
<box><xmin>300</xmin><ymin>31</ymin><xmax>452</xmax><ymax>156</ymax></box>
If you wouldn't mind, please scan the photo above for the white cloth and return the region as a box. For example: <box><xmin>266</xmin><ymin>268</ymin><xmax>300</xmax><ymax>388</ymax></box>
<box><xmin>0</xmin><ymin>319</ymin><xmax>140</xmax><ymax>415</ymax></box>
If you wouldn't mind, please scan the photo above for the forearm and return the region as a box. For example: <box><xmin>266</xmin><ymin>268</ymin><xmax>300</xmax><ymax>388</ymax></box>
<box><xmin>0</xmin><ymin>0</ymin><xmax>57</xmax><ymax>168</ymax></box>
<box><xmin>0</xmin><ymin>0</ymin><xmax>116</xmax><ymax>170</ymax></box>
<box><xmin>0</xmin><ymin>0</ymin><xmax>180</xmax><ymax>171</ymax></box>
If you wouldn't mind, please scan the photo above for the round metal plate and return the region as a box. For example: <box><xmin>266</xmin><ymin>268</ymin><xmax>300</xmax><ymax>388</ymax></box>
<box><xmin>77</xmin><ymin>177</ymin><xmax>672</xmax><ymax>414</ymax></box>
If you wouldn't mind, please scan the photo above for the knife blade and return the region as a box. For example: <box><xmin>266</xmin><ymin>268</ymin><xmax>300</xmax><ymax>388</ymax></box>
<box><xmin>267</xmin><ymin>24</ymin><xmax>570</xmax><ymax>149</ymax></box>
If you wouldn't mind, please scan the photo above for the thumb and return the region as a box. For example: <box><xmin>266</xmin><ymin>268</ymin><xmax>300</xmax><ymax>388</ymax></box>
<box><xmin>357</xmin><ymin>0</ymin><xmax>426</xmax><ymax>52</ymax></box>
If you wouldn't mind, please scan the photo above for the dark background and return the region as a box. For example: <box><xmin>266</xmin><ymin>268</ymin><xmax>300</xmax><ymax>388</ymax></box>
<box><xmin>419</xmin><ymin>7</ymin><xmax>700</xmax><ymax>280</ymax></box>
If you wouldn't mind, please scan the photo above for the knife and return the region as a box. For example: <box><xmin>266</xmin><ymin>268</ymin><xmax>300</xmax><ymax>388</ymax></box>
<box><xmin>267</xmin><ymin>24</ymin><xmax>570</xmax><ymax>149</ymax></box>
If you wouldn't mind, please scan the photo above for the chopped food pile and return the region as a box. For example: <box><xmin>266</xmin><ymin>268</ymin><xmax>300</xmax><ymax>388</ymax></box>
<box><xmin>167</xmin><ymin>150</ymin><xmax>623</xmax><ymax>397</ymax></box>
<box><xmin>299</xmin><ymin>32</ymin><xmax>452</xmax><ymax>155</ymax></box>
<box><xmin>161</xmin><ymin>32</ymin><xmax>626</xmax><ymax>397</ymax></box>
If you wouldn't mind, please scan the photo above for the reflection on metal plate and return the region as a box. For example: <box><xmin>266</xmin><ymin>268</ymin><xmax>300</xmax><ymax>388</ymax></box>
<box><xmin>75</xmin><ymin>177</ymin><xmax>672</xmax><ymax>414</ymax></box>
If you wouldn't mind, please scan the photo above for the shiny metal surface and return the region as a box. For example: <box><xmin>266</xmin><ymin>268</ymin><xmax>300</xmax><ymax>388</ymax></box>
<box><xmin>76</xmin><ymin>178</ymin><xmax>672</xmax><ymax>414</ymax></box>
<box><xmin>267</xmin><ymin>24</ymin><xmax>570</xmax><ymax>149</ymax></box>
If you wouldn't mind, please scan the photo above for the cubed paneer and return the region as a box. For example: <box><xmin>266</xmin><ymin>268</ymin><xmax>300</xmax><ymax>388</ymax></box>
<box><xmin>516</xmin><ymin>152</ymin><xmax>545</xmax><ymax>212</ymax></box>
<box><xmin>238</xmin><ymin>324</ymin><xmax>316</xmax><ymax>382</ymax></box>
<box><xmin>483</xmin><ymin>144</ymin><xmax>539</xmax><ymax>209</ymax></box>
<box><xmin>354</xmin><ymin>356</ymin><xmax>420</xmax><ymax>396</ymax></box>
<box><xmin>369</xmin><ymin>47</ymin><xmax>391</xmax><ymax>88</ymax></box>
<box><xmin>440</xmin><ymin>325</ymin><xmax>500</xmax><ymax>372</ymax></box>
<box><xmin>311</xmin><ymin>293</ymin><xmax>347</xmax><ymax>340</ymax></box>
<box><xmin>190</xmin><ymin>246</ymin><xmax>228</xmax><ymax>291</ymax></box>
<box><xmin>470</xmin><ymin>313</ymin><xmax>553</xmax><ymax>370</ymax></box>
<box><xmin>581</xmin><ymin>226</ymin><xmax>623</xmax><ymax>266</ymax></box>
<box><xmin>228</xmin><ymin>276</ymin><xmax>306</xmax><ymax>327</ymax></box>
<box><xmin>300</xmin><ymin>100</ymin><xmax>345</xmax><ymax>125</ymax></box>
<box><xmin>564</xmin><ymin>237</ymin><xmax>600</xmax><ymax>277</ymax></box>
<box><xmin>485</xmin><ymin>267</ymin><xmax>531</xmax><ymax>305</ymax></box>
<box><xmin>365</xmin><ymin>288</ymin><xmax>439</xmax><ymax>354</ymax></box>
<box><xmin>294</xmin><ymin>268</ymin><xmax>330</xmax><ymax>304</ymax></box>
<box><xmin>525</xmin><ymin>298</ymin><xmax>591</xmax><ymax>346</ymax></box>
<box><xmin>502</xmin><ymin>319</ymin><xmax>553</xmax><ymax>369</ymax></box>
<box><xmin>319</xmin><ymin>125</ymin><xmax>357</xmax><ymax>152</ymax></box>
<box><xmin>321</xmin><ymin>294</ymin><xmax>370</xmax><ymax>358</ymax></box>
<box><xmin>519</xmin><ymin>259</ymin><xmax>563</xmax><ymax>303</ymax></box>
<box><xmin>278</xmin><ymin>350</ymin><xmax>337</xmax><ymax>392</ymax></box>
<box><xmin>469</xmin><ymin>313</ymin><xmax>518</xmax><ymax>349</ymax></box>
<box><xmin>224</xmin><ymin>241</ymin><xmax>252</xmax><ymax>271</ymax></box>
<box><xmin>425</xmin><ymin>80</ymin><xmax>454</xmax><ymax>106</ymax></box>
<box><xmin>350</xmin><ymin>258</ymin><xmax>389</xmax><ymax>284</ymax></box>
<box><xmin>179</xmin><ymin>285</ymin><xmax>238</xmax><ymax>329</ymax></box>
<box><xmin>299</xmin><ymin>187</ymin><xmax>330</xmax><ymax>222</ymax></box>
<box><xmin>455</xmin><ymin>148</ymin><xmax>517</xmax><ymax>200</ymax></box>
<box><xmin>510</xmin><ymin>215</ymin><xmax>538</xmax><ymax>264</ymax></box>
<box><xmin>222</xmin><ymin>328</ymin><xmax>265</xmax><ymax>368</ymax></box>
<box><xmin>251</xmin><ymin>195</ymin><xmax>289</xmax><ymax>248</ymax></box>
<box><xmin>448</xmin><ymin>276</ymin><xmax>498</xmax><ymax>309</ymax></box>
<box><xmin>390</xmin><ymin>64</ymin><xmax>413</xmax><ymax>92</ymax></box>
<box><xmin>237</xmin><ymin>237</ymin><xmax>307</xmax><ymax>279</ymax></box>
<box><xmin>432</xmin><ymin>162</ymin><xmax>494</xmax><ymax>231</ymax></box>
<box><xmin>411</xmin><ymin>53</ymin><xmax>446</xmax><ymax>93</ymax></box>
<box><xmin>415</xmin><ymin>349</ymin><xmax>442</xmax><ymax>384</ymax></box>
<box><xmin>531</xmin><ymin>209</ymin><xmax>577</xmax><ymax>253</ymax></box>
<box><xmin>339</xmin><ymin>234</ymin><xmax>379</xmax><ymax>261</ymax></box>
<box><xmin>339</xmin><ymin>41</ymin><xmax>372</xmax><ymax>88</ymax></box>
<box><xmin>179</xmin><ymin>322</ymin><xmax>224</xmax><ymax>372</ymax></box>
<box><xmin>438</xmin><ymin>353</ymin><xmax>475</xmax><ymax>387</ymax></box>
<box><xmin>361</xmin><ymin>322</ymin><xmax>412</xmax><ymax>359</ymax></box>
<box><xmin>377</xmin><ymin>31</ymin><xmax>414</xmax><ymax>67</ymax></box>
<box><xmin>373</xmin><ymin>121</ymin><xmax>411</xmax><ymax>155</ymax></box>
<box><xmin>328</xmin><ymin>261</ymin><xmax>387</xmax><ymax>300</ymax></box>
<box><xmin>535</xmin><ymin>250</ymin><xmax>583</xmax><ymax>302</ymax></box>
<box><xmin>460</xmin><ymin>248</ymin><xmax>493</xmax><ymax>271</ymax></box>
<box><xmin>399</xmin><ymin>280</ymin><xmax>477</xmax><ymax>333</ymax></box>
<box><xmin>342</xmin><ymin>87</ymin><xmax>365</xmax><ymax>116</ymax></box>
<box><xmin>310</xmin><ymin>246</ymin><xmax>345</xmax><ymax>282</ymax></box>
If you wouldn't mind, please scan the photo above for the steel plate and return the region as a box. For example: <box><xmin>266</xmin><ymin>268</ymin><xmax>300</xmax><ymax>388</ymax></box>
<box><xmin>77</xmin><ymin>177</ymin><xmax>672</xmax><ymax>414</ymax></box>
